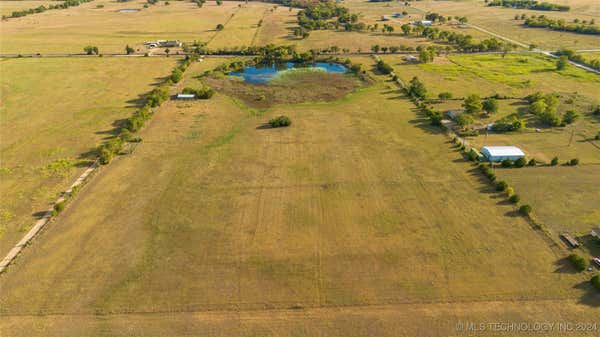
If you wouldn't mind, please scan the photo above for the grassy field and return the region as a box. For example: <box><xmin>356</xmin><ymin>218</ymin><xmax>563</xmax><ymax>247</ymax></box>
<box><xmin>402</xmin><ymin>0</ymin><xmax>600</xmax><ymax>50</ymax></box>
<box><xmin>0</xmin><ymin>0</ymin><xmax>240</xmax><ymax>54</ymax></box>
<box><xmin>383</xmin><ymin>52</ymin><xmax>600</xmax><ymax>243</ymax></box>
<box><xmin>0</xmin><ymin>0</ymin><xmax>56</xmax><ymax>16</ymax></box>
<box><xmin>0</xmin><ymin>57</ymin><xmax>597</xmax><ymax>336</ymax></box>
<box><xmin>0</xmin><ymin>56</ymin><xmax>176</xmax><ymax>257</ymax></box>
<box><xmin>206</xmin><ymin>2</ymin><xmax>267</xmax><ymax>49</ymax></box>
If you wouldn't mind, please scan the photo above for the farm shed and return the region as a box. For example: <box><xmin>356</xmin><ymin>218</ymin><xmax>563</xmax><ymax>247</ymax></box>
<box><xmin>176</xmin><ymin>94</ymin><xmax>195</xmax><ymax>100</ymax></box>
<box><xmin>592</xmin><ymin>227</ymin><xmax>600</xmax><ymax>238</ymax></box>
<box><xmin>446</xmin><ymin>109</ymin><xmax>464</xmax><ymax>119</ymax></box>
<box><xmin>481</xmin><ymin>146</ymin><xmax>524</xmax><ymax>162</ymax></box>
<box><xmin>560</xmin><ymin>233</ymin><xmax>580</xmax><ymax>248</ymax></box>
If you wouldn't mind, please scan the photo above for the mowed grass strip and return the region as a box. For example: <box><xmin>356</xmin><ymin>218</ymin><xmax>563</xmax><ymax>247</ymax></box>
<box><xmin>0</xmin><ymin>59</ymin><xmax>588</xmax><ymax>317</ymax></box>
<box><xmin>0</xmin><ymin>56</ymin><xmax>176</xmax><ymax>257</ymax></box>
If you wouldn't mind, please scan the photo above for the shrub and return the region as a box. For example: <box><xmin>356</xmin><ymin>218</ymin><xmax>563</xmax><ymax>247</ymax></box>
<box><xmin>563</xmin><ymin>110</ymin><xmax>579</xmax><ymax>124</ymax></box>
<box><xmin>509</xmin><ymin>194</ymin><xmax>520</xmax><ymax>203</ymax></box>
<box><xmin>99</xmin><ymin>147</ymin><xmax>114</xmax><ymax>165</ymax></box>
<box><xmin>269</xmin><ymin>115</ymin><xmax>292</xmax><ymax>128</ymax></box>
<box><xmin>52</xmin><ymin>202</ymin><xmax>65</xmax><ymax>216</ymax></box>
<box><xmin>467</xmin><ymin>149</ymin><xmax>479</xmax><ymax>161</ymax></box>
<box><xmin>182</xmin><ymin>86</ymin><xmax>214</xmax><ymax>99</ymax></box>
<box><xmin>170</xmin><ymin>68</ymin><xmax>183</xmax><ymax>83</ymax></box>
<box><xmin>519</xmin><ymin>204</ymin><xmax>532</xmax><ymax>216</ymax></box>
<box><xmin>216</xmin><ymin>24</ymin><xmax>224</xmax><ymax>30</ymax></box>
<box><xmin>568</xmin><ymin>158</ymin><xmax>579</xmax><ymax>166</ymax></box>
<box><xmin>375</xmin><ymin>60</ymin><xmax>393</xmax><ymax>74</ymax></box>
<box><xmin>551</xmin><ymin>156</ymin><xmax>559</xmax><ymax>166</ymax></box>
<box><xmin>592</xmin><ymin>274</ymin><xmax>600</xmax><ymax>291</ymax></box>
<box><xmin>120</xmin><ymin>129</ymin><xmax>133</xmax><ymax>141</ymax></box>
<box><xmin>514</xmin><ymin>157</ymin><xmax>526</xmax><ymax>167</ymax></box>
<box><xmin>496</xmin><ymin>181</ymin><xmax>508</xmax><ymax>192</ymax></box>
<box><xmin>568</xmin><ymin>254</ymin><xmax>587</xmax><ymax>272</ymax></box>
<box><xmin>528</xmin><ymin>158</ymin><xmax>537</xmax><ymax>166</ymax></box>
<box><xmin>501</xmin><ymin>159</ymin><xmax>513</xmax><ymax>167</ymax></box>
<box><xmin>438</xmin><ymin>92</ymin><xmax>453</xmax><ymax>100</ymax></box>
<box><xmin>505</xmin><ymin>186</ymin><xmax>514</xmax><ymax>197</ymax></box>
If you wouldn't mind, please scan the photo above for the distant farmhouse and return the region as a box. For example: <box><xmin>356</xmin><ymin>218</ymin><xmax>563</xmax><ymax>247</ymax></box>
<box><xmin>481</xmin><ymin>146</ymin><xmax>525</xmax><ymax>162</ymax></box>
<box><xmin>145</xmin><ymin>40</ymin><xmax>182</xmax><ymax>49</ymax></box>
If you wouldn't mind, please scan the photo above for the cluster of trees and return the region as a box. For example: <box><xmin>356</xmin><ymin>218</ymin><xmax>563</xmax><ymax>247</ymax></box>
<box><xmin>84</xmin><ymin>46</ymin><xmax>99</xmax><ymax>55</ymax></box>
<box><xmin>490</xmin><ymin>116</ymin><xmax>526</xmax><ymax>132</ymax></box>
<box><xmin>487</xmin><ymin>0</ymin><xmax>569</xmax><ymax>12</ymax></box>
<box><xmin>3</xmin><ymin>0</ymin><xmax>93</xmax><ymax>19</ymax></box>
<box><xmin>97</xmin><ymin>56</ymin><xmax>199</xmax><ymax>164</ymax></box>
<box><xmin>526</xmin><ymin>92</ymin><xmax>578</xmax><ymax>127</ymax></box>
<box><xmin>554</xmin><ymin>48</ymin><xmax>600</xmax><ymax>72</ymax></box>
<box><xmin>297</xmin><ymin>2</ymin><xmax>352</xmax><ymax>30</ymax></box>
<box><xmin>182</xmin><ymin>86</ymin><xmax>215</xmax><ymax>99</ymax></box>
<box><xmin>568</xmin><ymin>254</ymin><xmax>588</xmax><ymax>272</ymax></box>
<box><xmin>375</xmin><ymin>59</ymin><xmax>393</xmax><ymax>74</ymax></box>
<box><xmin>522</xmin><ymin>15</ymin><xmax>599</xmax><ymax>35</ymax></box>
<box><xmin>269</xmin><ymin>115</ymin><xmax>292</xmax><ymax>128</ymax></box>
<box><xmin>400</xmin><ymin>24</ymin><xmax>512</xmax><ymax>53</ymax></box>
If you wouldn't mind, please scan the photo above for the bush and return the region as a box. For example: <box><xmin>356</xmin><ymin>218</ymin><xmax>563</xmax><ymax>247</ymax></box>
<box><xmin>519</xmin><ymin>204</ymin><xmax>532</xmax><ymax>216</ymax></box>
<box><xmin>527</xmin><ymin>158</ymin><xmax>537</xmax><ymax>166</ymax></box>
<box><xmin>376</xmin><ymin>60</ymin><xmax>393</xmax><ymax>74</ymax></box>
<box><xmin>269</xmin><ymin>115</ymin><xmax>292</xmax><ymax>128</ymax></box>
<box><xmin>501</xmin><ymin>159</ymin><xmax>513</xmax><ymax>168</ymax></box>
<box><xmin>568</xmin><ymin>254</ymin><xmax>587</xmax><ymax>272</ymax></box>
<box><xmin>568</xmin><ymin>158</ymin><xmax>579</xmax><ymax>166</ymax></box>
<box><xmin>52</xmin><ymin>202</ymin><xmax>65</xmax><ymax>216</ymax></box>
<box><xmin>438</xmin><ymin>92</ymin><xmax>453</xmax><ymax>100</ymax></box>
<box><xmin>170</xmin><ymin>68</ymin><xmax>183</xmax><ymax>83</ymax></box>
<box><xmin>551</xmin><ymin>156</ymin><xmax>559</xmax><ymax>166</ymax></box>
<box><xmin>496</xmin><ymin>181</ymin><xmax>508</xmax><ymax>191</ymax></box>
<box><xmin>216</xmin><ymin>23</ymin><xmax>224</xmax><ymax>30</ymax></box>
<box><xmin>182</xmin><ymin>86</ymin><xmax>215</xmax><ymax>99</ymax></box>
<box><xmin>509</xmin><ymin>194</ymin><xmax>520</xmax><ymax>203</ymax></box>
<box><xmin>514</xmin><ymin>157</ymin><xmax>526</xmax><ymax>167</ymax></box>
<box><xmin>467</xmin><ymin>149</ymin><xmax>479</xmax><ymax>161</ymax></box>
<box><xmin>592</xmin><ymin>274</ymin><xmax>600</xmax><ymax>291</ymax></box>
<box><xmin>505</xmin><ymin>186</ymin><xmax>514</xmax><ymax>197</ymax></box>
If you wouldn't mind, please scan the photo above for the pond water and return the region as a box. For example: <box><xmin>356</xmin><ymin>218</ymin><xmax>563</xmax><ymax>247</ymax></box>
<box><xmin>229</xmin><ymin>62</ymin><xmax>347</xmax><ymax>84</ymax></box>
<box><xmin>117</xmin><ymin>8</ymin><xmax>140</xmax><ymax>13</ymax></box>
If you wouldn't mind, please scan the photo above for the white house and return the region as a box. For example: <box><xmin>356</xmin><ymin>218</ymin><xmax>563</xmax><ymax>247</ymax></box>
<box><xmin>481</xmin><ymin>146</ymin><xmax>525</xmax><ymax>162</ymax></box>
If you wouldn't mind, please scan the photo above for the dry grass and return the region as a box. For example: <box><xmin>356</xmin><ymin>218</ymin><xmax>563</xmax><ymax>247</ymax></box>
<box><xmin>0</xmin><ymin>56</ymin><xmax>176</xmax><ymax>257</ymax></box>
<box><xmin>0</xmin><ymin>0</ymin><xmax>56</xmax><ymax>16</ymax></box>
<box><xmin>0</xmin><ymin>59</ymin><xmax>595</xmax><ymax>335</ymax></box>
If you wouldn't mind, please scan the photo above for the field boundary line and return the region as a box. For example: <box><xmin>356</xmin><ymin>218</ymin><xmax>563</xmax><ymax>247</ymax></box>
<box><xmin>0</xmin><ymin>161</ymin><xmax>99</xmax><ymax>274</ymax></box>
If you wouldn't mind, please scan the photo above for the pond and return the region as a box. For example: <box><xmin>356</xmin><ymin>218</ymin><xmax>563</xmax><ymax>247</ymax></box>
<box><xmin>229</xmin><ymin>62</ymin><xmax>347</xmax><ymax>84</ymax></box>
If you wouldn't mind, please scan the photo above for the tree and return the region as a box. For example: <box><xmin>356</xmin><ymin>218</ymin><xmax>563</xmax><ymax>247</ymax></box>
<box><xmin>463</xmin><ymin>94</ymin><xmax>482</xmax><ymax>114</ymax></box>
<box><xmin>551</xmin><ymin>156</ymin><xmax>559</xmax><ymax>165</ymax></box>
<box><xmin>529</xmin><ymin>99</ymin><xmax>547</xmax><ymax>115</ymax></box>
<box><xmin>556</xmin><ymin>55</ymin><xmax>568</xmax><ymax>70</ymax></box>
<box><xmin>125</xmin><ymin>45</ymin><xmax>135</xmax><ymax>55</ymax></box>
<box><xmin>592</xmin><ymin>274</ymin><xmax>600</xmax><ymax>291</ymax></box>
<box><xmin>509</xmin><ymin>194</ymin><xmax>520</xmax><ymax>203</ymax></box>
<box><xmin>170</xmin><ymin>68</ymin><xmax>183</xmax><ymax>83</ymax></box>
<box><xmin>563</xmin><ymin>110</ymin><xmax>579</xmax><ymax>124</ymax></box>
<box><xmin>216</xmin><ymin>23</ymin><xmax>224</xmax><ymax>30</ymax></box>
<box><xmin>84</xmin><ymin>46</ymin><xmax>99</xmax><ymax>55</ymax></box>
<box><xmin>514</xmin><ymin>157</ymin><xmax>526</xmax><ymax>167</ymax></box>
<box><xmin>519</xmin><ymin>204</ymin><xmax>532</xmax><ymax>216</ymax></box>
<box><xmin>408</xmin><ymin>77</ymin><xmax>427</xmax><ymax>100</ymax></box>
<box><xmin>401</xmin><ymin>24</ymin><xmax>411</xmax><ymax>35</ymax></box>
<box><xmin>482</xmin><ymin>98</ymin><xmax>499</xmax><ymax>114</ymax></box>
<box><xmin>164</xmin><ymin>48</ymin><xmax>170</xmax><ymax>56</ymax></box>
<box><xmin>568</xmin><ymin>254</ymin><xmax>587</xmax><ymax>272</ymax></box>
<box><xmin>216</xmin><ymin>0</ymin><xmax>222</xmax><ymax>5</ymax></box>
<box><xmin>496</xmin><ymin>181</ymin><xmax>508</xmax><ymax>191</ymax></box>
<box><xmin>454</xmin><ymin>113</ymin><xmax>474</xmax><ymax>126</ymax></box>
<box><xmin>371</xmin><ymin>44</ymin><xmax>380</xmax><ymax>53</ymax></box>
<box><xmin>269</xmin><ymin>115</ymin><xmax>291</xmax><ymax>128</ymax></box>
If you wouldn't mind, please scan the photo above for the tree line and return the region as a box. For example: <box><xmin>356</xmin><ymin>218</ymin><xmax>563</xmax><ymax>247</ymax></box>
<box><xmin>520</xmin><ymin>15</ymin><xmax>599</xmax><ymax>35</ymax></box>
<box><xmin>553</xmin><ymin>48</ymin><xmax>600</xmax><ymax>72</ymax></box>
<box><xmin>486</xmin><ymin>0</ymin><xmax>569</xmax><ymax>12</ymax></box>
<box><xmin>3</xmin><ymin>0</ymin><xmax>94</xmax><ymax>19</ymax></box>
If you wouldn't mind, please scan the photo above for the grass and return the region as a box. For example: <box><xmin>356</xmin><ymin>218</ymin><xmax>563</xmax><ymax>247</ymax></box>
<box><xmin>383</xmin><ymin>52</ymin><xmax>600</xmax><ymax>243</ymax></box>
<box><xmin>402</xmin><ymin>0</ymin><xmax>600</xmax><ymax>50</ymax></box>
<box><xmin>0</xmin><ymin>59</ymin><xmax>596</xmax><ymax>336</ymax></box>
<box><xmin>0</xmin><ymin>56</ymin><xmax>176</xmax><ymax>258</ymax></box>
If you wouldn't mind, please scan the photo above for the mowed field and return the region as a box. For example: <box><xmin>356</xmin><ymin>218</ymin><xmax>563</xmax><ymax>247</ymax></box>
<box><xmin>0</xmin><ymin>57</ymin><xmax>176</xmax><ymax>257</ymax></box>
<box><xmin>0</xmin><ymin>58</ymin><xmax>597</xmax><ymax>336</ymax></box>
<box><xmin>402</xmin><ymin>0</ymin><xmax>600</xmax><ymax>50</ymax></box>
<box><xmin>382</xmin><ymin>52</ymin><xmax>600</xmax><ymax>238</ymax></box>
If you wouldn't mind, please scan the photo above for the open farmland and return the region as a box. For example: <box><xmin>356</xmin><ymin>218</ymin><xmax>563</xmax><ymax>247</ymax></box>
<box><xmin>0</xmin><ymin>0</ymin><xmax>241</xmax><ymax>54</ymax></box>
<box><xmin>1</xmin><ymin>0</ymin><xmax>599</xmax><ymax>334</ymax></box>
<box><xmin>0</xmin><ymin>0</ymin><xmax>56</xmax><ymax>16</ymax></box>
<box><xmin>405</xmin><ymin>0</ymin><xmax>600</xmax><ymax>50</ymax></box>
<box><xmin>382</xmin><ymin>51</ymin><xmax>600</xmax><ymax>251</ymax></box>
<box><xmin>0</xmin><ymin>56</ymin><xmax>175</xmax><ymax>257</ymax></box>
<box><xmin>0</xmin><ymin>58</ymin><xmax>598</xmax><ymax>336</ymax></box>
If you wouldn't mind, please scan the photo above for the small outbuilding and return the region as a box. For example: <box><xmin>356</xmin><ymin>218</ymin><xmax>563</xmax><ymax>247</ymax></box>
<box><xmin>446</xmin><ymin>109</ymin><xmax>464</xmax><ymax>119</ymax></box>
<box><xmin>176</xmin><ymin>93</ymin><xmax>195</xmax><ymax>100</ymax></box>
<box><xmin>481</xmin><ymin>146</ymin><xmax>525</xmax><ymax>162</ymax></box>
<box><xmin>591</xmin><ymin>227</ymin><xmax>600</xmax><ymax>238</ymax></box>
